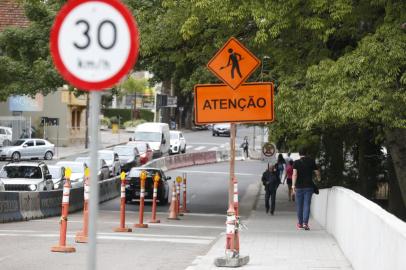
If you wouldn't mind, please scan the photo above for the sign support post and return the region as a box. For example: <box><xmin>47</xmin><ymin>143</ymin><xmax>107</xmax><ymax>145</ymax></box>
<box><xmin>88</xmin><ymin>91</ymin><xmax>101</xmax><ymax>270</ymax></box>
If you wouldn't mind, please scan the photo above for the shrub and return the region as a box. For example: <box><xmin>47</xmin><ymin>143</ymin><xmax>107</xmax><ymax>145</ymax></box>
<box><xmin>123</xmin><ymin>119</ymin><xmax>146</xmax><ymax>128</ymax></box>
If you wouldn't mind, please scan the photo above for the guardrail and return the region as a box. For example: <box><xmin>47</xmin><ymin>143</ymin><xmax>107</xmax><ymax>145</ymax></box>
<box><xmin>0</xmin><ymin>176</ymin><xmax>120</xmax><ymax>223</ymax></box>
<box><xmin>311</xmin><ymin>187</ymin><xmax>406</xmax><ymax>270</ymax></box>
<box><xmin>143</xmin><ymin>149</ymin><xmax>245</xmax><ymax>171</ymax></box>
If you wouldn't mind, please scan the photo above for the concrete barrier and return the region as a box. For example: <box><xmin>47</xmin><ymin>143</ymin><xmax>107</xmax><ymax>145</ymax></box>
<box><xmin>144</xmin><ymin>150</ymin><xmax>244</xmax><ymax>171</ymax></box>
<box><xmin>0</xmin><ymin>176</ymin><xmax>120</xmax><ymax>223</ymax></box>
<box><xmin>311</xmin><ymin>187</ymin><xmax>406</xmax><ymax>270</ymax></box>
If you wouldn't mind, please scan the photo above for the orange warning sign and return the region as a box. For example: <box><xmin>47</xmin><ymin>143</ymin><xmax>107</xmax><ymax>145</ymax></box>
<box><xmin>194</xmin><ymin>82</ymin><xmax>274</xmax><ymax>124</ymax></box>
<box><xmin>207</xmin><ymin>37</ymin><xmax>260</xmax><ymax>90</ymax></box>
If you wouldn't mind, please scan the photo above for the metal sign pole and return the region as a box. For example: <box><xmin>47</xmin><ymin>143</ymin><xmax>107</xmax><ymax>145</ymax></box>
<box><xmin>88</xmin><ymin>91</ymin><xmax>101</xmax><ymax>270</ymax></box>
<box><xmin>229</xmin><ymin>123</ymin><xmax>236</xmax><ymax>206</ymax></box>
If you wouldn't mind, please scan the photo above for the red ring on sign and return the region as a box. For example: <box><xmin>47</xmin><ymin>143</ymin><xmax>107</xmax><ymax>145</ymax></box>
<box><xmin>50</xmin><ymin>0</ymin><xmax>139</xmax><ymax>91</ymax></box>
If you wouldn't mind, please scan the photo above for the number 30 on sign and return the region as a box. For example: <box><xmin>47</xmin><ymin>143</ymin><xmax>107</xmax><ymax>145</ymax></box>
<box><xmin>50</xmin><ymin>0</ymin><xmax>139</xmax><ymax>91</ymax></box>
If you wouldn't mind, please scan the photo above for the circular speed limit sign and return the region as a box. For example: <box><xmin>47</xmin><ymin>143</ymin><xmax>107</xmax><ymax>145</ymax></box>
<box><xmin>50</xmin><ymin>0</ymin><xmax>139</xmax><ymax>90</ymax></box>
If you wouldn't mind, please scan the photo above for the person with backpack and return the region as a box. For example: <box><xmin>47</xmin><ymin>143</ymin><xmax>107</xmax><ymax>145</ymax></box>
<box><xmin>261</xmin><ymin>164</ymin><xmax>280</xmax><ymax>215</ymax></box>
<box><xmin>292</xmin><ymin>148</ymin><xmax>321</xmax><ymax>230</ymax></box>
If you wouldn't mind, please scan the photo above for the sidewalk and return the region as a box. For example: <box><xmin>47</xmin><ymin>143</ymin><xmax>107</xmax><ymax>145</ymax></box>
<box><xmin>187</xmin><ymin>184</ymin><xmax>353</xmax><ymax>270</ymax></box>
<box><xmin>55</xmin><ymin>129</ymin><xmax>132</xmax><ymax>160</ymax></box>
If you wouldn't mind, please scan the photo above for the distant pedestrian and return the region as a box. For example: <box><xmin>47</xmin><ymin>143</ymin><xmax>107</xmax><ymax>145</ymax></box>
<box><xmin>284</xmin><ymin>152</ymin><xmax>293</xmax><ymax>164</ymax></box>
<box><xmin>285</xmin><ymin>160</ymin><xmax>294</xmax><ymax>201</ymax></box>
<box><xmin>276</xmin><ymin>154</ymin><xmax>286</xmax><ymax>184</ymax></box>
<box><xmin>261</xmin><ymin>164</ymin><xmax>280</xmax><ymax>215</ymax></box>
<box><xmin>292</xmin><ymin>148</ymin><xmax>321</xmax><ymax>230</ymax></box>
<box><xmin>241</xmin><ymin>136</ymin><xmax>249</xmax><ymax>158</ymax></box>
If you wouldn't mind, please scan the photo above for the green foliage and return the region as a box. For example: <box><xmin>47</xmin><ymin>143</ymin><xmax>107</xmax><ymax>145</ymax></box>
<box><xmin>103</xmin><ymin>108</ymin><xmax>154</xmax><ymax>123</ymax></box>
<box><xmin>100</xmin><ymin>117</ymin><xmax>111</xmax><ymax>127</ymax></box>
<box><xmin>139</xmin><ymin>109</ymin><xmax>154</xmax><ymax>122</ymax></box>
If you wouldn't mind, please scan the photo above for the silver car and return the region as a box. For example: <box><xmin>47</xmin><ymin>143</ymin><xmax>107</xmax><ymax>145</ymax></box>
<box><xmin>55</xmin><ymin>161</ymin><xmax>87</xmax><ymax>188</ymax></box>
<box><xmin>74</xmin><ymin>157</ymin><xmax>110</xmax><ymax>181</ymax></box>
<box><xmin>47</xmin><ymin>165</ymin><xmax>65</xmax><ymax>190</ymax></box>
<box><xmin>0</xmin><ymin>139</ymin><xmax>55</xmax><ymax>161</ymax></box>
<box><xmin>0</xmin><ymin>162</ymin><xmax>54</xmax><ymax>191</ymax></box>
<box><xmin>98</xmin><ymin>150</ymin><xmax>121</xmax><ymax>176</ymax></box>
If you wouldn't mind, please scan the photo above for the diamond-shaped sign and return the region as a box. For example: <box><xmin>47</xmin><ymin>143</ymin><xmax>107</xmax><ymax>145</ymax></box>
<box><xmin>207</xmin><ymin>37</ymin><xmax>260</xmax><ymax>90</ymax></box>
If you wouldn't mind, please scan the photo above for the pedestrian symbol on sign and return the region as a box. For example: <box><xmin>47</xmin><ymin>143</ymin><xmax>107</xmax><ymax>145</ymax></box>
<box><xmin>220</xmin><ymin>48</ymin><xmax>243</xmax><ymax>79</ymax></box>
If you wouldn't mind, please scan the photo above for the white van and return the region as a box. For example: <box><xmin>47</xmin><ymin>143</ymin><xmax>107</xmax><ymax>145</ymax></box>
<box><xmin>132</xmin><ymin>122</ymin><xmax>170</xmax><ymax>158</ymax></box>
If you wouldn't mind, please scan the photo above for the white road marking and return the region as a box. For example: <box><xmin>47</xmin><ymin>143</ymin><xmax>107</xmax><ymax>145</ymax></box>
<box><xmin>0</xmin><ymin>255</ymin><xmax>13</xmax><ymax>262</ymax></box>
<box><xmin>171</xmin><ymin>170</ymin><xmax>261</xmax><ymax>177</ymax></box>
<box><xmin>188</xmin><ymin>143</ymin><xmax>221</xmax><ymax>145</ymax></box>
<box><xmin>186</xmin><ymin>145</ymin><xmax>193</xmax><ymax>149</ymax></box>
<box><xmin>30</xmin><ymin>219</ymin><xmax>224</xmax><ymax>229</ymax></box>
<box><xmin>193</xmin><ymin>146</ymin><xmax>206</xmax><ymax>151</ymax></box>
<box><xmin>207</xmin><ymin>147</ymin><xmax>218</xmax><ymax>151</ymax></box>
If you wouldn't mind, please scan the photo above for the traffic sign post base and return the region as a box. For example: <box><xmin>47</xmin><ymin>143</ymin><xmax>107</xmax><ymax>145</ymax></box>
<box><xmin>214</xmin><ymin>255</ymin><xmax>249</xmax><ymax>268</ymax></box>
<box><xmin>75</xmin><ymin>231</ymin><xmax>88</xmax><ymax>243</ymax></box>
<box><xmin>148</xmin><ymin>219</ymin><xmax>161</xmax><ymax>224</ymax></box>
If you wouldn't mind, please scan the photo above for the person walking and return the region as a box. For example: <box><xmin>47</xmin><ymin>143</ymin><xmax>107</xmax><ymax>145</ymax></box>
<box><xmin>292</xmin><ymin>148</ymin><xmax>321</xmax><ymax>230</ymax></box>
<box><xmin>276</xmin><ymin>154</ymin><xmax>286</xmax><ymax>184</ymax></box>
<box><xmin>241</xmin><ymin>136</ymin><xmax>249</xmax><ymax>158</ymax></box>
<box><xmin>285</xmin><ymin>160</ymin><xmax>294</xmax><ymax>201</ymax></box>
<box><xmin>261</xmin><ymin>164</ymin><xmax>280</xmax><ymax>215</ymax></box>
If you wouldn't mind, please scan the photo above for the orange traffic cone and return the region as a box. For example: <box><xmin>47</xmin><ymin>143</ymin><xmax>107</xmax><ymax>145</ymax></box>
<box><xmin>168</xmin><ymin>181</ymin><xmax>179</xmax><ymax>220</ymax></box>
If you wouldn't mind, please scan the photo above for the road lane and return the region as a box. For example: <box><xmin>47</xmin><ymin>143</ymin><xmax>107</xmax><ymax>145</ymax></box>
<box><xmin>0</xmin><ymin>159</ymin><xmax>264</xmax><ymax>270</ymax></box>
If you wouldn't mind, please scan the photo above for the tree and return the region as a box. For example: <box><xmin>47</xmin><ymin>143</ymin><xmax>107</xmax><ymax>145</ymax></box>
<box><xmin>120</xmin><ymin>76</ymin><xmax>149</xmax><ymax>119</ymax></box>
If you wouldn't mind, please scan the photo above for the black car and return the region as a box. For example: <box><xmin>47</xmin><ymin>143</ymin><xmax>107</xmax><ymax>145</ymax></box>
<box><xmin>113</xmin><ymin>145</ymin><xmax>141</xmax><ymax>172</ymax></box>
<box><xmin>125</xmin><ymin>168</ymin><xmax>170</xmax><ymax>205</ymax></box>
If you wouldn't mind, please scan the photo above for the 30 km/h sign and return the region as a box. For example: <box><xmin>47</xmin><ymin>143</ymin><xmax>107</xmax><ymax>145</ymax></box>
<box><xmin>194</xmin><ymin>82</ymin><xmax>274</xmax><ymax>124</ymax></box>
<box><xmin>50</xmin><ymin>0</ymin><xmax>139</xmax><ymax>90</ymax></box>
<box><xmin>207</xmin><ymin>37</ymin><xmax>260</xmax><ymax>90</ymax></box>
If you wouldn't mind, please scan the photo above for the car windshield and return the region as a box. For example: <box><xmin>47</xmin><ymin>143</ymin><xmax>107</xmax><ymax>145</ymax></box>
<box><xmin>48</xmin><ymin>167</ymin><xmax>62</xmax><ymax>178</ymax></box>
<box><xmin>114</xmin><ymin>147</ymin><xmax>133</xmax><ymax>156</ymax></box>
<box><xmin>129</xmin><ymin>169</ymin><xmax>158</xmax><ymax>178</ymax></box>
<box><xmin>12</xmin><ymin>140</ymin><xmax>25</xmax><ymax>146</ymax></box>
<box><xmin>57</xmin><ymin>163</ymin><xmax>84</xmax><ymax>174</ymax></box>
<box><xmin>134</xmin><ymin>132</ymin><xmax>161</xmax><ymax>142</ymax></box>
<box><xmin>98</xmin><ymin>152</ymin><xmax>113</xmax><ymax>161</ymax></box>
<box><xmin>0</xmin><ymin>166</ymin><xmax>42</xmax><ymax>179</ymax></box>
<box><xmin>170</xmin><ymin>133</ymin><xmax>179</xmax><ymax>139</ymax></box>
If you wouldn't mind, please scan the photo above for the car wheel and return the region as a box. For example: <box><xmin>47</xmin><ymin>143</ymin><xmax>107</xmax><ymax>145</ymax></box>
<box><xmin>3</xmin><ymin>139</ymin><xmax>11</xmax><ymax>146</ymax></box>
<box><xmin>44</xmin><ymin>151</ymin><xmax>53</xmax><ymax>160</ymax></box>
<box><xmin>11</xmin><ymin>152</ymin><xmax>20</xmax><ymax>161</ymax></box>
<box><xmin>182</xmin><ymin>146</ymin><xmax>186</xmax><ymax>153</ymax></box>
<box><xmin>158</xmin><ymin>189</ymin><xmax>169</xmax><ymax>206</ymax></box>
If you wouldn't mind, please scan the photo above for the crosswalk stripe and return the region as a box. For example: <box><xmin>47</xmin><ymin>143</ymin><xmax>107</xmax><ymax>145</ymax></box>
<box><xmin>207</xmin><ymin>147</ymin><xmax>218</xmax><ymax>151</ymax></box>
<box><xmin>193</xmin><ymin>146</ymin><xmax>206</xmax><ymax>151</ymax></box>
<box><xmin>186</xmin><ymin>145</ymin><xmax>193</xmax><ymax>149</ymax></box>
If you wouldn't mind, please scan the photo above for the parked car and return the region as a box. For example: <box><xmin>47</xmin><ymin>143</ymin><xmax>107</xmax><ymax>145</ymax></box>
<box><xmin>55</xmin><ymin>161</ymin><xmax>87</xmax><ymax>188</ymax></box>
<box><xmin>74</xmin><ymin>157</ymin><xmax>110</xmax><ymax>181</ymax></box>
<box><xmin>0</xmin><ymin>138</ymin><xmax>55</xmax><ymax>161</ymax></box>
<box><xmin>127</xmin><ymin>141</ymin><xmax>153</xmax><ymax>165</ymax></box>
<box><xmin>169</xmin><ymin>130</ymin><xmax>186</xmax><ymax>154</ymax></box>
<box><xmin>0</xmin><ymin>126</ymin><xmax>12</xmax><ymax>146</ymax></box>
<box><xmin>212</xmin><ymin>123</ymin><xmax>231</xmax><ymax>137</ymax></box>
<box><xmin>132</xmin><ymin>122</ymin><xmax>170</xmax><ymax>158</ymax></box>
<box><xmin>98</xmin><ymin>150</ymin><xmax>121</xmax><ymax>176</ymax></box>
<box><xmin>113</xmin><ymin>145</ymin><xmax>141</xmax><ymax>172</ymax></box>
<box><xmin>125</xmin><ymin>167</ymin><xmax>170</xmax><ymax>205</ymax></box>
<box><xmin>47</xmin><ymin>165</ymin><xmax>65</xmax><ymax>190</ymax></box>
<box><xmin>0</xmin><ymin>162</ymin><xmax>54</xmax><ymax>191</ymax></box>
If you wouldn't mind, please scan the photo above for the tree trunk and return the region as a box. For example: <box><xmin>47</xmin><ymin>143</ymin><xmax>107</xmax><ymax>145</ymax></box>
<box><xmin>387</xmin><ymin>154</ymin><xmax>406</xmax><ymax>221</ymax></box>
<box><xmin>357</xmin><ymin>129</ymin><xmax>380</xmax><ymax>199</ymax></box>
<box><xmin>322</xmin><ymin>130</ymin><xmax>344</xmax><ymax>187</ymax></box>
<box><xmin>385</xmin><ymin>128</ymin><xmax>406</xmax><ymax>213</ymax></box>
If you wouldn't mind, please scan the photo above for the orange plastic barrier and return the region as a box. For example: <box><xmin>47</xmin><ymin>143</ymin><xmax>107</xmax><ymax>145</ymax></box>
<box><xmin>51</xmin><ymin>168</ymin><xmax>76</xmax><ymax>253</ymax></box>
<box><xmin>114</xmin><ymin>172</ymin><xmax>132</xmax><ymax>232</ymax></box>
<box><xmin>135</xmin><ymin>170</ymin><xmax>148</xmax><ymax>228</ymax></box>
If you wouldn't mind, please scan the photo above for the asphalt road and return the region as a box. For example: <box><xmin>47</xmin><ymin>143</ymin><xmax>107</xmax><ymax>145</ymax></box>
<box><xmin>0</xmin><ymin>160</ymin><xmax>264</xmax><ymax>270</ymax></box>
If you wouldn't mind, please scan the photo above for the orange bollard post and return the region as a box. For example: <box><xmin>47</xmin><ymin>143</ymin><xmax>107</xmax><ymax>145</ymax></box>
<box><xmin>149</xmin><ymin>172</ymin><xmax>161</xmax><ymax>223</ymax></box>
<box><xmin>225</xmin><ymin>203</ymin><xmax>236</xmax><ymax>257</ymax></box>
<box><xmin>176</xmin><ymin>176</ymin><xmax>183</xmax><ymax>216</ymax></box>
<box><xmin>233</xmin><ymin>177</ymin><xmax>240</xmax><ymax>252</ymax></box>
<box><xmin>75</xmin><ymin>168</ymin><xmax>90</xmax><ymax>243</ymax></box>
<box><xmin>168</xmin><ymin>181</ymin><xmax>180</xmax><ymax>220</ymax></box>
<box><xmin>135</xmin><ymin>170</ymin><xmax>148</xmax><ymax>228</ymax></box>
<box><xmin>51</xmin><ymin>168</ymin><xmax>76</xmax><ymax>253</ymax></box>
<box><xmin>114</xmin><ymin>172</ymin><xmax>132</xmax><ymax>232</ymax></box>
<box><xmin>181</xmin><ymin>173</ymin><xmax>190</xmax><ymax>213</ymax></box>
